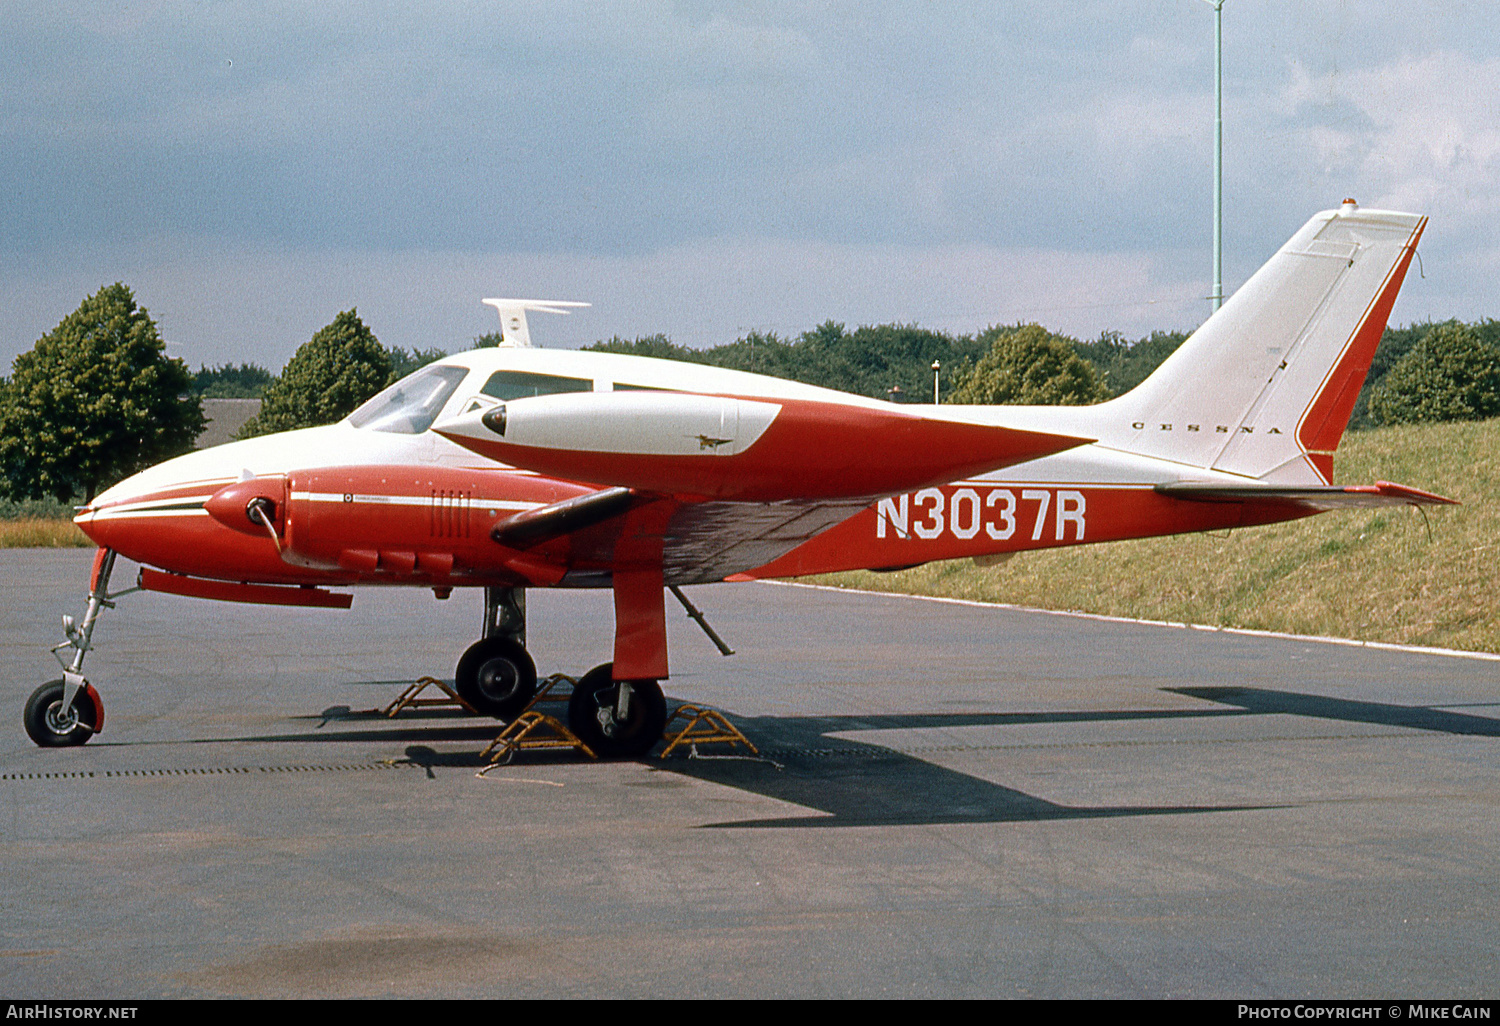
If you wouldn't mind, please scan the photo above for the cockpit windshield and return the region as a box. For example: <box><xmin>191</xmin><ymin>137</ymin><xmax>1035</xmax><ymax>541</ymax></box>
<box><xmin>346</xmin><ymin>364</ymin><xmax>469</xmax><ymax>434</ymax></box>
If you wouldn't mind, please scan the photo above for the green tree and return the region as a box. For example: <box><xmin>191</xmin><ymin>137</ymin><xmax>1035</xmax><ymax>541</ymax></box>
<box><xmin>582</xmin><ymin>333</ymin><xmax>713</xmax><ymax>364</ymax></box>
<box><xmin>1072</xmin><ymin>328</ymin><xmax>1191</xmax><ymax>397</ymax></box>
<box><xmin>949</xmin><ymin>323</ymin><xmax>1111</xmax><ymax>405</ymax></box>
<box><xmin>796</xmin><ymin>323</ymin><xmax>986</xmax><ymax>401</ymax></box>
<box><xmin>1347</xmin><ymin>321</ymin><xmax>1445</xmax><ymax>430</ymax></box>
<box><xmin>1367</xmin><ymin>322</ymin><xmax>1500</xmax><ymax>426</ymax></box>
<box><xmin>387</xmin><ymin>345</ymin><xmax>449</xmax><ymax>380</ymax></box>
<box><xmin>241</xmin><ymin>309</ymin><xmax>391</xmax><ymax>436</ymax></box>
<box><xmin>691</xmin><ymin>330</ymin><xmax>800</xmax><ymax>380</ymax></box>
<box><xmin>193</xmin><ymin>362</ymin><xmax>273</xmax><ymax>398</ymax></box>
<box><xmin>0</xmin><ymin>284</ymin><xmax>203</xmax><ymax>503</ymax></box>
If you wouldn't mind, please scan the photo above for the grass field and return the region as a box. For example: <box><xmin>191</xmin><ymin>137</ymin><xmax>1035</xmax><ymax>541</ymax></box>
<box><xmin>0</xmin><ymin>517</ymin><xmax>91</xmax><ymax>548</ymax></box>
<box><xmin>814</xmin><ymin>417</ymin><xmax>1500</xmax><ymax>654</ymax></box>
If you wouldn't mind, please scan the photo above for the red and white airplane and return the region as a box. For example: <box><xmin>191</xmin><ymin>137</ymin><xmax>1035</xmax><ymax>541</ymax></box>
<box><xmin>25</xmin><ymin>201</ymin><xmax>1453</xmax><ymax>755</ymax></box>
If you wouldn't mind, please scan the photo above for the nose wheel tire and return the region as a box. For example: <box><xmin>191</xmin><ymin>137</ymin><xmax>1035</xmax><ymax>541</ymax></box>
<box><xmin>566</xmin><ymin>662</ymin><xmax>667</xmax><ymax>759</ymax></box>
<box><xmin>455</xmin><ymin>637</ymin><xmax>538</xmax><ymax>720</ymax></box>
<box><xmin>23</xmin><ymin>680</ymin><xmax>99</xmax><ymax>747</ymax></box>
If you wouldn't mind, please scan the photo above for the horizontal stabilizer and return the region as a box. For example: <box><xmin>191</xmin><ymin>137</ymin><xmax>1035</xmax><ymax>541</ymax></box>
<box><xmin>436</xmin><ymin>392</ymin><xmax>1093</xmax><ymax>502</ymax></box>
<box><xmin>482</xmin><ymin>298</ymin><xmax>590</xmax><ymax>348</ymax></box>
<box><xmin>1156</xmin><ymin>480</ymin><xmax>1457</xmax><ymax>510</ymax></box>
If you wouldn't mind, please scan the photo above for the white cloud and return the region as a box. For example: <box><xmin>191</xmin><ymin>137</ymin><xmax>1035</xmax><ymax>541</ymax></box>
<box><xmin>1280</xmin><ymin>51</ymin><xmax>1500</xmax><ymax>225</ymax></box>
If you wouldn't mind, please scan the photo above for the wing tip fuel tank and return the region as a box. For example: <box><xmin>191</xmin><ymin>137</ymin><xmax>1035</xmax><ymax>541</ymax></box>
<box><xmin>435</xmin><ymin>391</ymin><xmax>1093</xmax><ymax>502</ymax></box>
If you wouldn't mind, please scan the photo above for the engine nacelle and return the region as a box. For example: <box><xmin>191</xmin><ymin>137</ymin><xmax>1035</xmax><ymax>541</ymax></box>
<box><xmin>435</xmin><ymin>392</ymin><xmax>1092</xmax><ymax>501</ymax></box>
<box><xmin>243</xmin><ymin>466</ymin><xmax>595</xmax><ymax>582</ymax></box>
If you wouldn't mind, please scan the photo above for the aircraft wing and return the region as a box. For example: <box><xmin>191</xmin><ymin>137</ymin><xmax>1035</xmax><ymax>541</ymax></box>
<box><xmin>534</xmin><ymin>493</ymin><xmax>876</xmax><ymax>586</ymax></box>
<box><xmin>1155</xmin><ymin>480</ymin><xmax>1457</xmax><ymax>511</ymax></box>
<box><xmin>479</xmin><ymin>485</ymin><xmax>866</xmax><ymax>585</ymax></box>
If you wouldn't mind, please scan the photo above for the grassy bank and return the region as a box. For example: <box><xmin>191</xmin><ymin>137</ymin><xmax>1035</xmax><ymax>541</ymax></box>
<box><xmin>0</xmin><ymin>517</ymin><xmax>91</xmax><ymax>547</ymax></box>
<box><xmin>814</xmin><ymin>418</ymin><xmax>1500</xmax><ymax>654</ymax></box>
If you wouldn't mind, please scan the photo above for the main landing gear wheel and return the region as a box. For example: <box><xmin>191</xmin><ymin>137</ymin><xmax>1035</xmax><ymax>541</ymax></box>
<box><xmin>23</xmin><ymin>680</ymin><xmax>99</xmax><ymax>748</ymax></box>
<box><xmin>567</xmin><ymin>662</ymin><xmax>667</xmax><ymax>759</ymax></box>
<box><xmin>455</xmin><ymin>636</ymin><xmax>538</xmax><ymax>720</ymax></box>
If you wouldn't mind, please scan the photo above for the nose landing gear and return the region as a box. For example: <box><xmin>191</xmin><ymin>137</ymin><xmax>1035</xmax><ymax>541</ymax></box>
<box><xmin>23</xmin><ymin>548</ymin><xmax>134</xmax><ymax>748</ymax></box>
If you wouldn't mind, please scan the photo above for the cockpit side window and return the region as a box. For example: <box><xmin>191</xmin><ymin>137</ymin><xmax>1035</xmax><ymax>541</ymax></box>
<box><xmin>480</xmin><ymin>370</ymin><xmax>594</xmax><ymax>401</ymax></box>
<box><xmin>347</xmin><ymin>365</ymin><xmax>469</xmax><ymax>434</ymax></box>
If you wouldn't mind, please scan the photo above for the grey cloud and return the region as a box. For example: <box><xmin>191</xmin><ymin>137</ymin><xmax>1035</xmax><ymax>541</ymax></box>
<box><xmin>3</xmin><ymin>2</ymin><xmax>1498</xmax><ymax>367</ymax></box>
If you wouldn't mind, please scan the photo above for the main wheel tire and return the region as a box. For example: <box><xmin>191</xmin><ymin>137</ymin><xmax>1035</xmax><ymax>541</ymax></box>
<box><xmin>454</xmin><ymin>637</ymin><xmax>538</xmax><ymax>720</ymax></box>
<box><xmin>566</xmin><ymin>662</ymin><xmax>667</xmax><ymax>759</ymax></box>
<box><xmin>23</xmin><ymin>679</ymin><xmax>97</xmax><ymax>748</ymax></box>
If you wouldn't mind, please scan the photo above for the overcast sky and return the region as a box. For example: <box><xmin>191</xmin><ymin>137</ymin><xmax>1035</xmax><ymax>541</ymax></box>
<box><xmin>3</xmin><ymin>1</ymin><xmax>1496</xmax><ymax>371</ymax></box>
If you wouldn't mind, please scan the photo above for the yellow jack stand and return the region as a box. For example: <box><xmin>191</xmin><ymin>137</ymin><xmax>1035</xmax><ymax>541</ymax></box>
<box><xmin>375</xmin><ymin>676</ymin><xmax>477</xmax><ymax>717</ymax></box>
<box><xmin>660</xmin><ymin>704</ymin><xmax>758</xmax><ymax>759</ymax></box>
<box><xmin>528</xmin><ymin>673</ymin><xmax>576</xmax><ymax>707</ymax></box>
<box><xmin>476</xmin><ymin>672</ymin><xmax>591</xmax><ymax>768</ymax></box>
<box><xmin>479</xmin><ymin>711</ymin><xmax>596</xmax><ymax>767</ymax></box>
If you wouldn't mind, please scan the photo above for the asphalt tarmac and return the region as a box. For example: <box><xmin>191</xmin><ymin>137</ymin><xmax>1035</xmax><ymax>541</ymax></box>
<box><xmin>2</xmin><ymin>547</ymin><xmax>1498</xmax><ymax>999</ymax></box>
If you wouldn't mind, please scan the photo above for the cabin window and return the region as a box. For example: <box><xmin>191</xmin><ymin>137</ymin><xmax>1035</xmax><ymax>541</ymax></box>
<box><xmin>612</xmin><ymin>382</ymin><xmax>680</xmax><ymax>392</ymax></box>
<box><xmin>480</xmin><ymin>370</ymin><xmax>594</xmax><ymax>401</ymax></box>
<box><xmin>347</xmin><ymin>365</ymin><xmax>469</xmax><ymax>434</ymax></box>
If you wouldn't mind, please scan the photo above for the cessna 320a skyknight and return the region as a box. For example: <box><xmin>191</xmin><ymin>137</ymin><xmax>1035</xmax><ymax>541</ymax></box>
<box><xmin>24</xmin><ymin>201</ymin><xmax>1454</xmax><ymax>754</ymax></box>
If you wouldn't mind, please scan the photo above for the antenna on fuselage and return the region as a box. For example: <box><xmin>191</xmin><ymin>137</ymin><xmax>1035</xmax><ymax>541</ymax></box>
<box><xmin>481</xmin><ymin>298</ymin><xmax>591</xmax><ymax>348</ymax></box>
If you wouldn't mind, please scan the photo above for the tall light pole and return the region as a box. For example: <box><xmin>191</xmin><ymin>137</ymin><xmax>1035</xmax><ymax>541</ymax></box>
<box><xmin>1204</xmin><ymin>0</ymin><xmax>1225</xmax><ymax>313</ymax></box>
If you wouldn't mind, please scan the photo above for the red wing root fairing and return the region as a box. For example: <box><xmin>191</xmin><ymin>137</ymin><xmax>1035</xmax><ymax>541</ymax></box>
<box><xmin>25</xmin><ymin>205</ymin><xmax>1454</xmax><ymax>755</ymax></box>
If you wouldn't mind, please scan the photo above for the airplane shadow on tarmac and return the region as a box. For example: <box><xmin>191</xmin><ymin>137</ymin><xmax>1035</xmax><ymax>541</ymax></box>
<box><xmin>275</xmin><ymin>698</ymin><xmax>1272</xmax><ymax>828</ymax></box>
<box><xmin>180</xmin><ymin>683</ymin><xmax>1498</xmax><ymax>829</ymax></box>
<box><xmin>646</xmin><ymin>708</ymin><xmax>1264</xmax><ymax>829</ymax></box>
<box><xmin>655</xmin><ymin>686</ymin><xmax>1500</xmax><ymax>828</ymax></box>
<box><xmin>1170</xmin><ymin>686</ymin><xmax>1500</xmax><ymax>737</ymax></box>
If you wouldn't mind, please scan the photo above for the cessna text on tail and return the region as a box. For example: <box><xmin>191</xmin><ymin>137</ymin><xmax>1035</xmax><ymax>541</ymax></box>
<box><xmin>24</xmin><ymin>203</ymin><xmax>1453</xmax><ymax>756</ymax></box>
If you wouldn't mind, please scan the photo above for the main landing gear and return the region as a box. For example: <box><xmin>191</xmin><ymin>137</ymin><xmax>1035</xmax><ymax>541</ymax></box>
<box><xmin>567</xmin><ymin>664</ymin><xmax>667</xmax><ymax>760</ymax></box>
<box><xmin>453</xmin><ymin>586</ymin><xmax>670</xmax><ymax>759</ymax></box>
<box><xmin>454</xmin><ymin>587</ymin><xmax>538</xmax><ymax>721</ymax></box>
<box><xmin>23</xmin><ymin>548</ymin><xmax>134</xmax><ymax>747</ymax></box>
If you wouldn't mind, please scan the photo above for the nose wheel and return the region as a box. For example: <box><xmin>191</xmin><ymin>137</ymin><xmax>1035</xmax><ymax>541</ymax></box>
<box><xmin>566</xmin><ymin>662</ymin><xmax>667</xmax><ymax>759</ymax></box>
<box><xmin>24</xmin><ymin>548</ymin><xmax>127</xmax><ymax>748</ymax></box>
<box><xmin>23</xmin><ymin>679</ymin><xmax>101</xmax><ymax>747</ymax></box>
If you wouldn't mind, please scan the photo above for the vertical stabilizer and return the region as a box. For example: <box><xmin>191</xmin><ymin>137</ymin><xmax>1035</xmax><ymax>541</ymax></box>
<box><xmin>1102</xmin><ymin>203</ymin><xmax>1424</xmax><ymax>483</ymax></box>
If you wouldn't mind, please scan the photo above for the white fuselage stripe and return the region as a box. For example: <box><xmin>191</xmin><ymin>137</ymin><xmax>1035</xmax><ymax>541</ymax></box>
<box><xmin>292</xmin><ymin>492</ymin><xmax>542</xmax><ymax>512</ymax></box>
<box><xmin>88</xmin><ymin>509</ymin><xmax>212</xmax><ymax>521</ymax></box>
<box><xmin>90</xmin><ymin>494</ymin><xmax>218</xmax><ymax>515</ymax></box>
